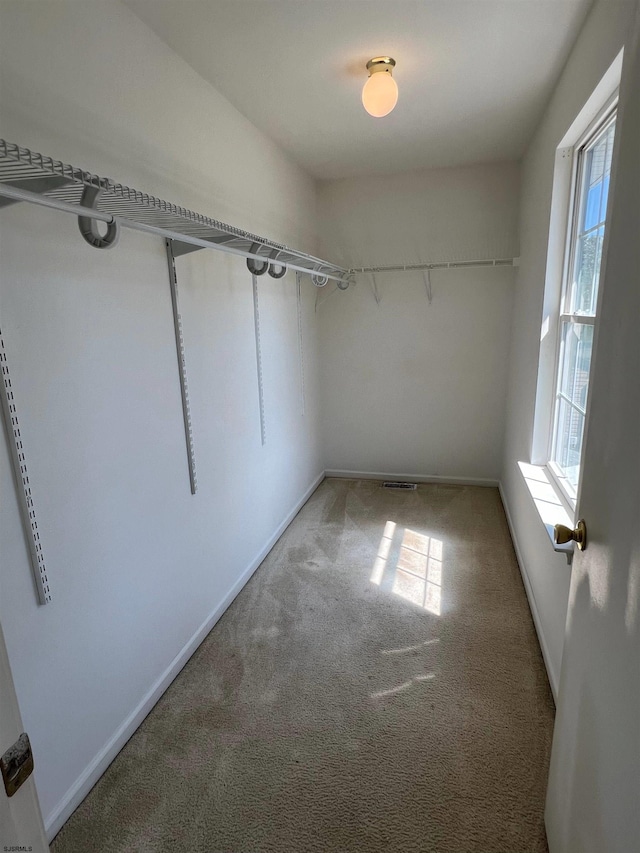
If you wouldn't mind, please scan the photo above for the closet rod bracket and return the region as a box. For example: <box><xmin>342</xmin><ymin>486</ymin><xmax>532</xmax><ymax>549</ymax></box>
<box><xmin>246</xmin><ymin>243</ymin><xmax>269</xmax><ymax>276</ymax></box>
<box><xmin>77</xmin><ymin>186</ymin><xmax>120</xmax><ymax>249</ymax></box>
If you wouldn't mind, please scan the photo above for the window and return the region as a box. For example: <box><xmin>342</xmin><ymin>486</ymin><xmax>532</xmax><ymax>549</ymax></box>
<box><xmin>548</xmin><ymin>110</ymin><xmax>616</xmax><ymax>503</ymax></box>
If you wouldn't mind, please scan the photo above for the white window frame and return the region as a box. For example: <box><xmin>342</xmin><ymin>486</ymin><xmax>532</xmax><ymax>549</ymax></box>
<box><xmin>546</xmin><ymin>105</ymin><xmax>617</xmax><ymax>508</ymax></box>
<box><xmin>530</xmin><ymin>51</ymin><xmax>623</xmax><ymax>520</ymax></box>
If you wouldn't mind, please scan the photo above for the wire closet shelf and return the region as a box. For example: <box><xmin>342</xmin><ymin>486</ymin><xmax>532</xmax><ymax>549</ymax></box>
<box><xmin>349</xmin><ymin>259</ymin><xmax>517</xmax><ymax>274</ymax></box>
<box><xmin>0</xmin><ymin>140</ymin><xmax>349</xmax><ymax>285</ymax></box>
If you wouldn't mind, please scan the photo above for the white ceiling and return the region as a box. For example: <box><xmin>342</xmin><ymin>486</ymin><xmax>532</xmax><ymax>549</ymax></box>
<box><xmin>124</xmin><ymin>0</ymin><xmax>593</xmax><ymax>180</ymax></box>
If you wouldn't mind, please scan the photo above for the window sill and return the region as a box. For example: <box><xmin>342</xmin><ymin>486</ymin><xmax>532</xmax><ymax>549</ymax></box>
<box><xmin>517</xmin><ymin>461</ymin><xmax>575</xmax><ymax>564</ymax></box>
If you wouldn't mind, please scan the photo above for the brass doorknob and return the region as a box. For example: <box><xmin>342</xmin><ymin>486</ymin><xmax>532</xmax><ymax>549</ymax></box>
<box><xmin>554</xmin><ymin>519</ymin><xmax>587</xmax><ymax>551</ymax></box>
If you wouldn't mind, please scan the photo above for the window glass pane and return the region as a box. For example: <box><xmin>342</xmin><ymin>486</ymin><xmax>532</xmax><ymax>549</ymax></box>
<box><xmin>584</xmin><ymin>178</ymin><xmax>602</xmax><ymax>231</ymax></box>
<box><xmin>553</xmin><ymin>397</ymin><xmax>585</xmax><ymax>492</ymax></box>
<box><xmin>572</xmin><ymin>230</ymin><xmax>601</xmax><ymax>315</ymax></box>
<box><xmin>596</xmin><ymin>127</ymin><xmax>615</xmax><ymax>223</ymax></box>
<box><xmin>558</xmin><ymin>321</ymin><xmax>593</xmax><ymax>410</ymax></box>
<box><xmin>569</xmin><ymin>120</ymin><xmax>615</xmax><ymax>316</ymax></box>
<box><xmin>599</xmin><ymin>174</ymin><xmax>610</xmax><ymax>222</ymax></box>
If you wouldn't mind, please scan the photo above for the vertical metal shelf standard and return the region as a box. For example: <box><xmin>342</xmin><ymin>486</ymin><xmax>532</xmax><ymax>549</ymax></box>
<box><xmin>0</xmin><ymin>329</ymin><xmax>51</xmax><ymax>604</ymax></box>
<box><xmin>165</xmin><ymin>240</ymin><xmax>197</xmax><ymax>494</ymax></box>
<box><xmin>251</xmin><ymin>274</ymin><xmax>267</xmax><ymax>445</ymax></box>
<box><xmin>296</xmin><ymin>272</ymin><xmax>306</xmax><ymax>416</ymax></box>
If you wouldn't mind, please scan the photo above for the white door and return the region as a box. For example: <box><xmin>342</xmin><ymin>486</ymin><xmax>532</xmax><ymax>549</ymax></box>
<box><xmin>0</xmin><ymin>619</ymin><xmax>48</xmax><ymax>851</ymax></box>
<box><xmin>545</xmin><ymin>6</ymin><xmax>640</xmax><ymax>853</ymax></box>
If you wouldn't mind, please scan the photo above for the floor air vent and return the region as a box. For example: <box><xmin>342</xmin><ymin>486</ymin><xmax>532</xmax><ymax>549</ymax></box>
<box><xmin>382</xmin><ymin>482</ymin><xmax>417</xmax><ymax>490</ymax></box>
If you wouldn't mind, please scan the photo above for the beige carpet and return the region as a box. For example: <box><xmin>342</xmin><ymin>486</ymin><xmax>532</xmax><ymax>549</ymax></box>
<box><xmin>52</xmin><ymin>479</ymin><xmax>554</xmax><ymax>852</ymax></box>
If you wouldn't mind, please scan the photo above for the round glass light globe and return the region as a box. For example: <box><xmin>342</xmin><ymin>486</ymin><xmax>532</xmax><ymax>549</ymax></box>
<box><xmin>362</xmin><ymin>71</ymin><xmax>398</xmax><ymax>117</ymax></box>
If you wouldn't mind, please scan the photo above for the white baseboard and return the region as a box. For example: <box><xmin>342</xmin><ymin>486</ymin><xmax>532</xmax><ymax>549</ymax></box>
<box><xmin>45</xmin><ymin>470</ymin><xmax>325</xmax><ymax>841</ymax></box>
<box><xmin>498</xmin><ymin>481</ymin><xmax>558</xmax><ymax>701</ymax></box>
<box><xmin>325</xmin><ymin>469</ymin><xmax>498</xmax><ymax>488</ymax></box>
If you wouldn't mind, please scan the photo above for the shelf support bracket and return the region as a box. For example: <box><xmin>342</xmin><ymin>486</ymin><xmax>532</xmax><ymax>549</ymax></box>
<box><xmin>0</xmin><ymin>176</ymin><xmax>72</xmax><ymax>209</ymax></box>
<box><xmin>165</xmin><ymin>239</ymin><xmax>197</xmax><ymax>494</ymax></box>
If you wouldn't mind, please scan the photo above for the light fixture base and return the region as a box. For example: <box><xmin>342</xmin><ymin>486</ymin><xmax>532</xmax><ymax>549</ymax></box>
<box><xmin>366</xmin><ymin>56</ymin><xmax>396</xmax><ymax>75</ymax></box>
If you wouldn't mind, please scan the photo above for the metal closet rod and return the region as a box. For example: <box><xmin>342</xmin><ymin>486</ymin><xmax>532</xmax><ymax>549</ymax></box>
<box><xmin>350</xmin><ymin>258</ymin><xmax>518</xmax><ymax>274</ymax></box>
<box><xmin>0</xmin><ymin>182</ymin><xmax>348</xmax><ymax>284</ymax></box>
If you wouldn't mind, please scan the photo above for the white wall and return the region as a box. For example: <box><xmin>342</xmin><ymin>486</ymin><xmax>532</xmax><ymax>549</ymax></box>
<box><xmin>500</xmin><ymin>0</ymin><xmax>636</xmax><ymax>697</ymax></box>
<box><xmin>317</xmin><ymin>163</ymin><xmax>519</xmax><ymax>482</ymax></box>
<box><xmin>0</xmin><ymin>0</ymin><xmax>323</xmax><ymax>836</ymax></box>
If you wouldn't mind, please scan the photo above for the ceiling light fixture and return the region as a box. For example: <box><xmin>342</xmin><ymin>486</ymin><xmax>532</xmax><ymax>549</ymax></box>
<box><xmin>362</xmin><ymin>56</ymin><xmax>398</xmax><ymax>118</ymax></box>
